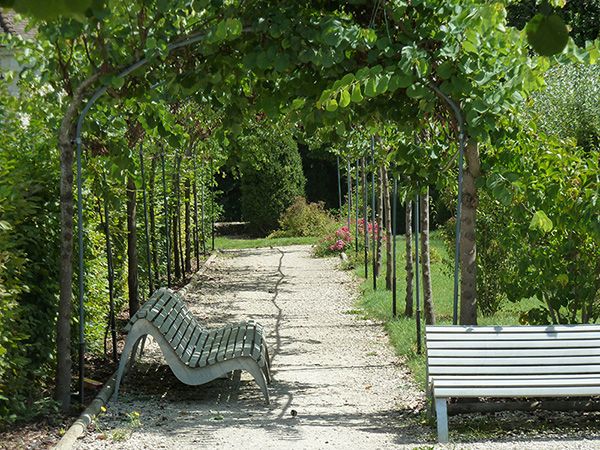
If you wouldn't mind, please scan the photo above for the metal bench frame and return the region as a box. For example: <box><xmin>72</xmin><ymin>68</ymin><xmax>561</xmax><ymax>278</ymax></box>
<box><xmin>113</xmin><ymin>288</ymin><xmax>272</xmax><ymax>404</ymax></box>
<box><xmin>426</xmin><ymin>325</ymin><xmax>600</xmax><ymax>443</ymax></box>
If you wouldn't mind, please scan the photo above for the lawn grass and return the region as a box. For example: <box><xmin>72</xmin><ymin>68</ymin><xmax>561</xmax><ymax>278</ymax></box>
<box><xmin>214</xmin><ymin>235</ymin><xmax>316</xmax><ymax>250</ymax></box>
<box><xmin>353</xmin><ymin>230</ymin><xmax>540</xmax><ymax>389</ymax></box>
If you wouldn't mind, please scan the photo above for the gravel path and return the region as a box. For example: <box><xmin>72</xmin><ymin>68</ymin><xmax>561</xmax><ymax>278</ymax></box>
<box><xmin>75</xmin><ymin>246</ymin><xmax>600</xmax><ymax>449</ymax></box>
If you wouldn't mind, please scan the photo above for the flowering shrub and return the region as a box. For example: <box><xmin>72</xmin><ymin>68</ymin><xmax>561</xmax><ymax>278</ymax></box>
<box><xmin>314</xmin><ymin>219</ymin><xmax>380</xmax><ymax>257</ymax></box>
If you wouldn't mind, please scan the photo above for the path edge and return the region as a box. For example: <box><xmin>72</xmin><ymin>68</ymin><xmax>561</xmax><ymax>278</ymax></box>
<box><xmin>53</xmin><ymin>252</ymin><xmax>218</xmax><ymax>450</ymax></box>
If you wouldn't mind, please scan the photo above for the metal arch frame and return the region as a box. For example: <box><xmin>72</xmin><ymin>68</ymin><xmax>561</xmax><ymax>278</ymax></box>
<box><xmin>72</xmin><ymin>29</ymin><xmax>467</xmax><ymax>404</ymax></box>
<box><xmin>74</xmin><ymin>31</ymin><xmax>207</xmax><ymax>404</ymax></box>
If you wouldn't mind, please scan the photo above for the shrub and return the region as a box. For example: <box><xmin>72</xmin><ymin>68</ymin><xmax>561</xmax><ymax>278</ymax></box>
<box><xmin>240</xmin><ymin>127</ymin><xmax>305</xmax><ymax>236</ymax></box>
<box><xmin>270</xmin><ymin>197</ymin><xmax>336</xmax><ymax>238</ymax></box>
<box><xmin>314</xmin><ymin>219</ymin><xmax>380</xmax><ymax>257</ymax></box>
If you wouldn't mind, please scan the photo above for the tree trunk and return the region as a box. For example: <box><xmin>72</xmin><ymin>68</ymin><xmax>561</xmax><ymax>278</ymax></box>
<box><xmin>184</xmin><ymin>177</ymin><xmax>191</xmax><ymax>273</ymax></box>
<box><xmin>459</xmin><ymin>140</ymin><xmax>481</xmax><ymax>325</ymax></box>
<box><xmin>175</xmin><ymin>159</ymin><xmax>185</xmax><ymax>277</ymax></box>
<box><xmin>56</xmin><ymin>72</ymin><xmax>100</xmax><ymax>413</ymax></box>
<box><xmin>376</xmin><ymin>166</ymin><xmax>384</xmax><ymax>276</ymax></box>
<box><xmin>173</xmin><ymin>209</ymin><xmax>181</xmax><ymax>280</ymax></box>
<box><xmin>127</xmin><ymin>175</ymin><xmax>139</xmax><ymax>317</ymax></box>
<box><xmin>149</xmin><ymin>157</ymin><xmax>159</xmax><ymax>283</ymax></box>
<box><xmin>383</xmin><ymin>166</ymin><xmax>393</xmax><ymax>290</ymax></box>
<box><xmin>420</xmin><ymin>186</ymin><xmax>435</xmax><ymax>325</ymax></box>
<box><xmin>405</xmin><ymin>200</ymin><xmax>414</xmax><ymax>317</ymax></box>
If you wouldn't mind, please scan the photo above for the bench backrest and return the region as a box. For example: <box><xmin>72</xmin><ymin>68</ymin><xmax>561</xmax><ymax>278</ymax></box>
<box><xmin>425</xmin><ymin>325</ymin><xmax>600</xmax><ymax>378</ymax></box>
<box><xmin>125</xmin><ymin>287</ymin><xmax>202</xmax><ymax>332</ymax></box>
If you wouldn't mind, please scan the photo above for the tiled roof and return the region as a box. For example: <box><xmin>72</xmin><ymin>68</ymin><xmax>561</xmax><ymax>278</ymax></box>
<box><xmin>0</xmin><ymin>8</ymin><xmax>35</xmax><ymax>39</ymax></box>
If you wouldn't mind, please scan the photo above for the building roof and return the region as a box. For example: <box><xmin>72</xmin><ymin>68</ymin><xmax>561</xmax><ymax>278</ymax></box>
<box><xmin>0</xmin><ymin>8</ymin><xmax>35</xmax><ymax>39</ymax></box>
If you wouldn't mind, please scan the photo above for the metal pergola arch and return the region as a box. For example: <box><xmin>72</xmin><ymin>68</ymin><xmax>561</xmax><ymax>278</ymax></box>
<box><xmin>74</xmin><ymin>31</ymin><xmax>209</xmax><ymax>404</ymax></box>
<box><xmin>73</xmin><ymin>28</ymin><xmax>468</xmax><ymax>403</ymax></box>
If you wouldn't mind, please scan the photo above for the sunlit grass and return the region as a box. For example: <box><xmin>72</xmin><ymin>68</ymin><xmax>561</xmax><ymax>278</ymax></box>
<box><xmin>353</xmin><ymin>231</ymin><xmax>540</xmax><ymax>388</ymax></box>
<box><xmin>214</xmin><ymin>235</ymin><xmax>316</xmax><ymax>250</ymax></box>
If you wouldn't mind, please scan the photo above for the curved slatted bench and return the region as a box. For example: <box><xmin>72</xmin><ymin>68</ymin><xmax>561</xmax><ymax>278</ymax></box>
<box><xmin>113</xmin><ymin>288</ymin><xmax>272</xmax><ymax>404</ymax></box>
<box><xmin>426</xmin><ymin>325</ymin><xmax>600</xmax><ymax>443</ymax></box>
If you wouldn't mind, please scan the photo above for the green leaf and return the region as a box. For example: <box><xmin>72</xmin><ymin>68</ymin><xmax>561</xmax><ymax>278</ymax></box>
<box><xmin>365</xmin><ymin>78</ymin><xmax>377</xmax><ymax>97</ymax></box>
<box><xmin>406</xmin><ymin>83</ymin><xmax>426</xmax><ymax>99</ymax></box>
<box><xmin>291</xmin><ymin>98</ymin><xmax>305</xmax><ymax>110</ymax></box>
<box><xmin>110</xmin><ymin>76</ymin><xmax>125</xmax><ymax>89</ymax></box>
<box><xmin>376</xmin><ymin>74</ymin><xmax>390</xmax><ymax>94</ymax></box>
<box><xmin>529</xmin><ymin>210</ymin><xmax>553</xmax><ymax>233</ymax></box>
<box><xmin>339</xmin><ymin>89</ymin><xmax>351</xmax><ymax>108</ymax></box>
<box><xmin>325</xmin><ymin>98</ymin><xmax>338</xmax><ymax>112</ymax></box>
<box><xmin>225</xmin><ymin>18</ymin><xmax>242</xmax><ymax>38</ymax></box>
<box><xmin>436</xmin><ymin>61</ymin><xmax>453</xmax><ymax>79</ymax></box>
<box><xmin>351</xmin><ymin>84</ymin><xmax>363</xmax><ymax>103</ymax></box>
<box><xmin>392</xmin><ymin>72</ymin><xmax>413</xmax><ymax>89</ymax></box>
<box><xmin>526</xmin><ymin>14</ymin><xmax>569</xmax><ymax>56</ymax></box>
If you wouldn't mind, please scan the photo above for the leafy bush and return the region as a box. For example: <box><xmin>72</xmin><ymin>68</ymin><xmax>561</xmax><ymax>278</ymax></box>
<box><xmin>314</xmin><ymin>219</ymin><xmax>380</xmax><ymax>257</ymax></box>
<box><xmin>0</xmin><ymin>91</ymin><xmax>61</xmax><ymax>424</ymax></box>
<box><xmin>270</xmin><ymin>197</ymin><xmax>336</xmax><ymax>238</ymax></box>
<box><xmin>240</xmin><ymin>125</ymin><xmax>306</xmax><ymax>235</ymax></box>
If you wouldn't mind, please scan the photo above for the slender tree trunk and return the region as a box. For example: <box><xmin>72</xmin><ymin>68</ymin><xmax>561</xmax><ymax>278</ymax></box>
<box><xmin>127</xmin><ymin>175</ymin><xmax>139</xmax><ymax>316</ymax></box>
<box><xmin>56</xmin><ymin>73</ymin><xmax>100</xmax><ymax>412</ymax></box>
<box><xmin>173</xmin><ymin>209</ymin><xmax>181</xmax><ymax>280</ymax></box>
<box><xmin>420</xmin><ymin>187</ymin><xmax>435</xmax><ymax>325</ymax></box>
<box><xmin>376</xmin><ymin>166</ymin><xmax>384</xmax><ymax>276</ymax></box>
<box><xmin>460</xmin><ymin>140</ymin><xmax>481</xmax><ymax>325</ymax></box>
<box><xmin>175</xmin><ymin>161</ymin><xmax>185</xmax><ymax>277</ymax></box>
<box><xmin>383</xmin><ymin>166</ymin><xmax>393</xmax><ymax>290</ymax></box>
<box><xmin>405</xmin><ymin>200</ymin><xmax>414</xmax><ymax>317</ymax></box>
<box><xmin>149</xmin><ymin>157</ymin><xmax>159</xmax><ymax>283</ymax></box>
<box><xmin>184</xmin><ymin>177</ymin><xmax>191</xmax><ymax>272</ymax></box>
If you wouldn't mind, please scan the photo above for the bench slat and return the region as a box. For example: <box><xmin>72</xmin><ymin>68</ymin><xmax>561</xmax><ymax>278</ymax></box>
<box><xmin>210</xmin><ymin>327</ymin><xmax>229</xmax><ymax>365</ymax></box>
<box><xmin>175</xmin><ymin>321</ymin><xmax>197</xmax><ymax>358</ymax></box>
<box><xmin>223</xmin><ymin>326</ymin><xmax>240</xmax><ymax>361</ymax></box>
<box><xmin>429</xmin><ymin>356</ymin><xmax>600</xmax><ymax>366</ymax></box>
<box><xmin>429</xmin><ymin>365</ymin><xmax>600</xmax><ymax>375</ymax></box>
<box><xmin>171</xmin><ymin>319</ymin><xmax>192</xmax><ymax>353</ymax></box>
<box><xmin>233</xmin><ymin>325</ymin><xmax>247</xmax><ymax>358</ymax></box>
<box><xmin>434</xmin><ymin>377</ymin><xmax>600</xmax><ymax>388</ymax></box>
<box><xmin>188</xmin><ymin>331</ymin><xmax>210</xmax><ymax>367</ymax></box>
<box><xmin>427</xmin><ymin>339</ymin><xmax>600</xmax><ymax>349</ymax></box>
<box><xmin>198</xmin><ymin>330</ymin><xmax>222</xmax><ymax>367</ymax></box>
<box><xmin>428</xmin><ymin>348</ymin><xmax>600</xmax><ymax>357</ymax></box>
<box><xmin>164</xmin><ymin>308</ymin><xmax>189</xmax><ymax>343</ymax></box>
<box><xmin>426</xmin><ymin>332</ymin><xmax>600</xmax><ymax>341</ymax></box>
<box><xmin>242</xmin><ymin>324</ymin><xmax>255</xmax><ymax>357</ymax></box>
<box><xmin>153</xmin><ymin>296</ymin><xmax>181</xmax><ymax>328</ymax></box>
<box><xmin>426</xmin><ymin>325</ymin><xmax>600</xmax><ymax>333</ymax></box>
<box><xmin>145</xmin><ymin>289</ymin><xmax>174</xmax><ymax>321</ymax></box>
<box><xmin>157</xmin><ymin>301</ymin><xmax>186</xmax><ymax>335</ymax></box>
<box><xmin>434</xmin><ymin>386</ymin><xmax>600</xmax><ymax>398</ymax></box>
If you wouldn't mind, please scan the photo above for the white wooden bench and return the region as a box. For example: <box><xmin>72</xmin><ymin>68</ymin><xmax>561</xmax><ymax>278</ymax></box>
<box><xmin>113</xmin><ymin>288</ymin><xmax>272</xmax><ymax>404</ymax></box>
<box><xmin>426</xmin><ymin>325</ymin><xmax>600</xmax><ymax>443</ymax></box>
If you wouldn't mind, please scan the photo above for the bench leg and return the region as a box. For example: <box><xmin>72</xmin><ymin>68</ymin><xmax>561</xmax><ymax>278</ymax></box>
<box><xmin>244</xmin><ymin>361</ymin><xmax>270</xmax><ymax>405</ymax></box>
<box><xmin>435</xmin><ymin>397</ymin><xmax>449</xmax><ymax>443</ymax></box>
<box><xmin>113</xmin><ymin>333</ymin><xmax>144</xmax><ymax>402</ymax></box>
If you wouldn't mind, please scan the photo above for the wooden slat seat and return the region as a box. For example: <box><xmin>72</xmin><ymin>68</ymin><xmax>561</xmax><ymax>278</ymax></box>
<box><xmin>114</xmin><ymin>288</ymin><xmax>272</xmax><ymax>404</ymax></box>
<box><xmin>426</xmin><ymin>325</ymin><xmax>600</xmax><ymax>443</ymax></box>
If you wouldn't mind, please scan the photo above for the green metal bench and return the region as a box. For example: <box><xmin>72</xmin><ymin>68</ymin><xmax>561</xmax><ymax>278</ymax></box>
<box><xmin>113</xmin><ymin>288</ymin><xmax>272</xmax><ymax>403</ymax></box>
<box><xmin>426</xmin><ymin>325</ymin><xmax>600</xmax><ymax>443</ymax></box>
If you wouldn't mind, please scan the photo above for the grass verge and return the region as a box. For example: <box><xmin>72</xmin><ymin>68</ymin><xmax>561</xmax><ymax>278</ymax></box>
<box><xmin>353</xmin><ymin>231</ymin><xmax>540</xmax><ymax>389</ymax></box>
<box><xmin>214</xmin><ymin>235</ymin><xmax>316</xmax><ymax>250</ymax></box>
